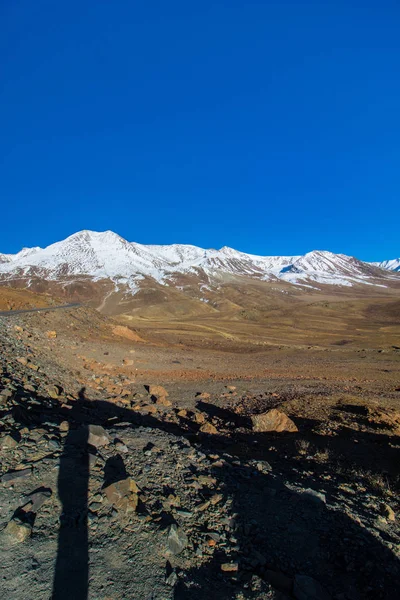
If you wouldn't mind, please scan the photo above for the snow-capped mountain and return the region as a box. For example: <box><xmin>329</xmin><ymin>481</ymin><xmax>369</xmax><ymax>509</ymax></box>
<box><xmin>372</xmin><ymin>258</ymin><xmax>400</xmax><ymax>272</ymax></box>
<box><xmin>0</xmin><ymin>231</ymin><xmax>297</xmax><ymax>287</ymax></box>
<box><xmin>278</xmin><ymin>250</ymin><xmax>385</xmax><ymax>287</ymax></box>
<box><xmin>0</xmin><ymin>230</ymin><xmax>397</xmax><ymax>292</ymax></box>
<box><xmin>0</xmin><ymin>246</ymin><xmax>41</xmax><ymax>264</ymax></box>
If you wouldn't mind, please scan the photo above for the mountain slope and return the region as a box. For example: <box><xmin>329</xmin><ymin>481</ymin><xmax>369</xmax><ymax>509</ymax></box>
<box><xmin>279</xmin><ymin>251</ymin><xmax>386</xmax><ymax>287</ymax></box>
<box><xmin>373</xmin><ymin>258</ymin><xmax>400</xmax><ymax>272</ymax></box>
<box><xmin>0</xmin><ymin>231</ymin><xmax>397</xmax><ymax>295</ymax></box>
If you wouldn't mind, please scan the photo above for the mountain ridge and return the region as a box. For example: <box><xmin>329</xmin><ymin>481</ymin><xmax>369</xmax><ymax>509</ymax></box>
<box><xmin>0</xmin><ymin>230</ymin><xmax>398</xmax><ymax>293</ymax></box>
<box><xmin>373</xmin><ymin>258</ymin><xmax>400</xmax><ymax>272</ymax></box>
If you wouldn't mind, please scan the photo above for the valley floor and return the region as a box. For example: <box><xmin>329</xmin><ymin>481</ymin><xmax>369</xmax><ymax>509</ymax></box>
<box><xmin>0</xmin><ymin>303</ymin><xmax>399</xmax><ymax>599</ymax></box>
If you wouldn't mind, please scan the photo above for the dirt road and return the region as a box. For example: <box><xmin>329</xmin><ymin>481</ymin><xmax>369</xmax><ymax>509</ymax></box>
<box><xmin>0</xmin><ymin>303</ymin><xmax>81</xmax><ymax>317</ymax></box>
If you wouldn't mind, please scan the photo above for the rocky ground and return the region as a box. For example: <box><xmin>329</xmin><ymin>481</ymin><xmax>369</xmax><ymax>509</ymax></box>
<box><xmin>0</xmin><ymin>308</ymin><xmax>399</xmax><ymax>600</ymax></box>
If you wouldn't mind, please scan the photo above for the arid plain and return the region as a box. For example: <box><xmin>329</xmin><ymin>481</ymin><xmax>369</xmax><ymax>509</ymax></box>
<box><xmin>0</xmin><ymin>282</ymin><xmax>399</xmax><ymax>600</ymax></box>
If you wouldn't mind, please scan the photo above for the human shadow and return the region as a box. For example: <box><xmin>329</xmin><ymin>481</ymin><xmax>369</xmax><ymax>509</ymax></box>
<box><xmin>7</xmin><ymin>384</ymin><xmax>182</xmax><ymax>600</ymax></box>
<box><xmin>52</xmin><ymin>423</ymin><xmax>89</xmax><ymax>600</ymax></box>
<box><xmin>5</xmin><ymin>380</ymin><xmax>400</xmax><ymax>600</ymax></box>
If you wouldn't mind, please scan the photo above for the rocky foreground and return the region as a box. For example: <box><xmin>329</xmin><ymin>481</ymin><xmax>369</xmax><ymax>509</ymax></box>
<box><xmin>0</xmin><ymin>313</ymin><xmax>399</xmax><ymax>600</ymax></box>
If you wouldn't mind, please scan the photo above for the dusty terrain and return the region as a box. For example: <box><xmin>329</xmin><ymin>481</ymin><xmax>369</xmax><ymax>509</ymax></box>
<box><xmin>0</xmin><ymin>287</ymin><xmax>57</xmax><ymax>312</ymax></box>
<box><xmin>0</xmin><ymin>287</ymin><xmax>399</xmax><ymax>599</ymax></box>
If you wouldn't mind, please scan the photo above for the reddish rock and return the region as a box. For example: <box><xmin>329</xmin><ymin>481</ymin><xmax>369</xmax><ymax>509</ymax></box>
<box><xmin>103</xmin><ymin>477</ymin><xmax>139</xmax><ymax>513</ymax></box>
<box><xmin>200</xmin><ymin>422</ymin><xmax>218</xmax><ymax>435</ymax></box>
<box><xmin>196</xmin><ymin>392</ymin><xmax>211</xmax><ymax>400</ymax></box>
<box><xmin>251</xmin><ymin>409</ymin><xmax>298</xmax><ymax>433</ymax></box>
<box><xmin>155</xmin><ymin>396</ymin><xmax>172</xmax><ymax>407</ymax></box>
<box><xmin>147</xmin><ymin>385</ymin><xmax>168</xmax><ymax>399</ymax></box>
<box><xmin>194</xmin><ymin>412</ymin><xmax>206</xmax><ymax>424</ymax></box>
<box><xmin>141</xmin><ymin>404</ymin><xmax>158</xmax><ymax>414</ymax></box>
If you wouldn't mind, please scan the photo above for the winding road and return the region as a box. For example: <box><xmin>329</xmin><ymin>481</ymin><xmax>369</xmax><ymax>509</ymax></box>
<box><xmin>0</xmin><ymin>303</ymin><xmax>81</xmax><ymax>317</ymax></box>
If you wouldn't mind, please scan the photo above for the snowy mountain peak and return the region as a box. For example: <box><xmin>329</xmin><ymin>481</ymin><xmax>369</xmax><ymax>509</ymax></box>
<box><xmin>0</xmin><ymin>230</ymin><xmax>397</xmax><ymax>291</ymax></box>
<box><xmin>15</xmin><ymin>247</ymin><xmax>42</xmax><ymax>259</ymax></box>
<box><xmin>373</xmin><ymin>258</ymin><xmax>400</xmax><ymax>272</ymax></box>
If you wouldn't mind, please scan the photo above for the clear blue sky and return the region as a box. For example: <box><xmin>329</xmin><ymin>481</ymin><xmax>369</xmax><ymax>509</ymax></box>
<box><xmin>1</xmin><ymin>1</ymin><xmax>399</xmax><ymax>260</ymax></box>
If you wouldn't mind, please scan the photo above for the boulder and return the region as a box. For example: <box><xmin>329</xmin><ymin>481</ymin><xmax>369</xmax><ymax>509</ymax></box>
<box><xmin>1</xmin><ymin>518</ymin><xmax>32</xmax><ymax>545</ymax></box>
<box><xmin>147</xmin><ymin>385</ymin><xmax>168</xmax><ymax>399</ymax></box>
<box><xmin>103</xmin><ymin>477</ymin><xmax>139</xmax><ymax>513</ymax></box>
<box><xmin>196</xmin><ymin>392</ymin><xmax>210</xmax><ymax>400</ymax></box>
<box><xmin>155</xmin><ymin>396</ymin><xmax>172</xmax><ymax>407</ymax></box>
<box><xmin>23</xmin><ymin>488</ymin><xmax>52</xmax><ymax>512</ymax></box>
<box><xmin>87</xmin><ymin>425</ymin><xmax>110</xmax><ymax>448</ymax></box>
<box><xmin>194</xmin><ymin>412</ymin><xmax>206</xmax><ymax>424</ymax></box>
<box><xmin>1</xmin><ymin>467</ymin><xmax>32</xmax><ymax>485</ymax></box>
<box><xmin>46</xmin><ymin>385</ymin><xmax>62</xmax><ymax>399</ymax></box>
<box><xmin>141</xmin><ymin>404</ymin><xmax>158</xmax><ymax>414</ymax></box>
<box><xmin>0</xmin><ymin>389</ymin><xmax>12</xmax><ymax>405</ymax></box>
<box><xmin>1</xmin><ymin>432</ymin><xmax>21</xmax><ymax>449</ymax></box>
<box><xmin>114</xmin><ymin>440</ymin><xmax>129</xmax><ymax>453</ymax></box>
<box><xmin>200</xmin><ymin>422</ymin><xmax>218</xmax><ymax>435</ymax></box>
<box><xmin>251</xmin><ymin>409</ymin><xmax>298</xmax><ymax>433</ymax></box>
<box><xmin>210</xmin><ymin>493</ymin><xmax>223</xmax><ymax>505</ymax></box>
<box><xmin>27</xmin><ymin>362</ymin><xmax>40</xmax><ymax>371</ymax></box>
<box><xmin>167</xmin><ymin>524</ymin><xmax>188</xmax><ymax>555</ymax></box>
<box><xmin>380</xmin><ymin>502</ymin><xmax>396</xmax><ymax>521</ymax></box>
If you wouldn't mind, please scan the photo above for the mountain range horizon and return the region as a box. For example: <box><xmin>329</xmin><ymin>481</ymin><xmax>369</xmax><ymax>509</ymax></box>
<box><xmin>0</xmin><ymin>230</ymin><xmax>399</xmax><ymax>311</ymax></box>
<box><xmin>1</xmin><ymin>229</ymin><xmax>399</xmax><ymax>267</ymax></box>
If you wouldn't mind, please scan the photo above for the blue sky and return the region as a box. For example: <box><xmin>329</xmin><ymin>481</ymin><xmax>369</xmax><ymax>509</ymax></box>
<box><xmin>1</xmin><ymin>1</ymin><xmax>399</xmax><ymax>260</ymax></box>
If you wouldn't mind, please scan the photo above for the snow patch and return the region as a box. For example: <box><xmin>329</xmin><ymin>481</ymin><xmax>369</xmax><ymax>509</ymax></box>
<box><xmin>0</xmin><ymin>230</ymin><xmax>396</xmax><ymax>290</ymax></box>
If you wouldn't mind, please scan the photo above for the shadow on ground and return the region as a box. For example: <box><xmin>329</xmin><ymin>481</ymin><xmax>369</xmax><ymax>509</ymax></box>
<box><xmin>5</xmin><ymin>382</ymin><xmax>400</xmax><ymax>600</ymax></box>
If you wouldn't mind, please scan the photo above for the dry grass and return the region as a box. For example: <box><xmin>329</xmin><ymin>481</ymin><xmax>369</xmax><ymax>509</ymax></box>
<box><xmin>314</xmin><ymin>448</ymin><xmax>331</xmax><ymax>463</ymax></box>
<box><xmin>296</xmin><ymin>439</ymin><xmax>311</xmax><ymax>455</ymax></box>
<box><xmin>338</xmin><ymin>465</ymin><xmax>393</xmax><ymax>497</ymax></box>
<box><xmin>0</xmin><ymin>285</ymin><xmax>55</xmax><ymax>311</ymax></box>
<box><xmin>363</xmin><ymin>471</ymin><xmax>393</xmax><ymax>496</ymax></box>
